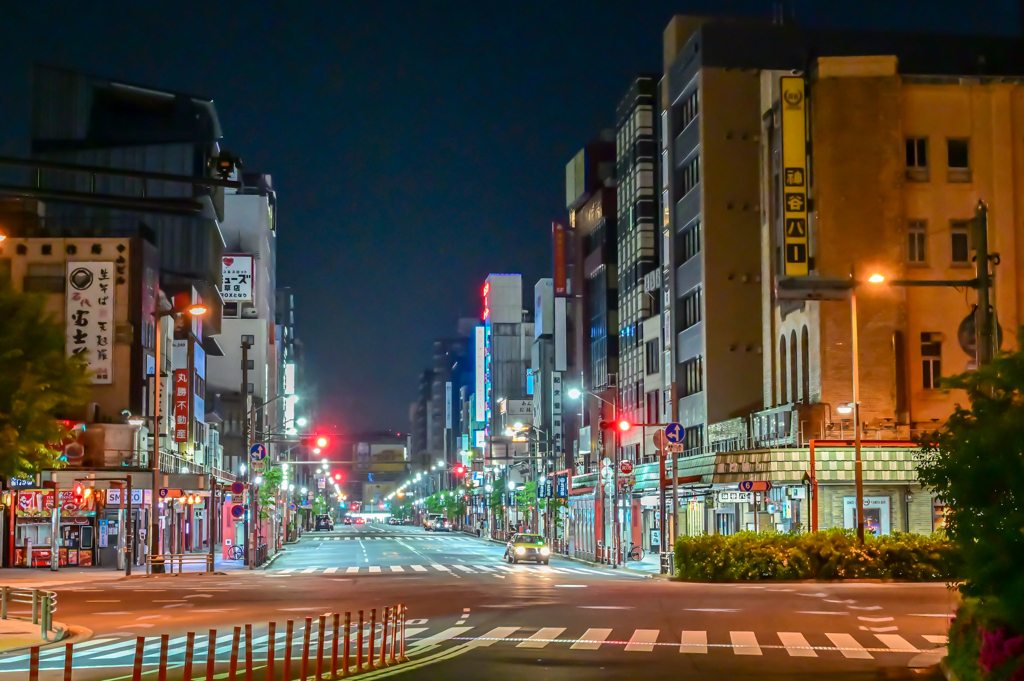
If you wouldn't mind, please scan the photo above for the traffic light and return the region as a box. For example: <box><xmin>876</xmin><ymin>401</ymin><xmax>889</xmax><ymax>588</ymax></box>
<box><xmin>72</xmin><ymin>483</ymin><xmax>85</xmax><ymax>503</ymax></box>
<box><xmin>454</xmin><ymin>465</ymin><xmax>466</xmax><ymax>476</ymax></box>
<box><xmin>599</xmin><ymin>420</ymin><xmax>632</xmax><ymax>432</ymax></box>
<box><xmin>331</xmin><ymin>470</ymin><xmax>344</xmax><ymax>483</ymax></box>
<box><xmin>301</xmin><ymin>434</ymin><xmax>330</xmax><ymax>448</ymax></box>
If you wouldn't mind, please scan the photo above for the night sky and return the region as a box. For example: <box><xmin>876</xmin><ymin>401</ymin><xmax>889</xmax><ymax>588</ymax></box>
<box><xmin>0</xmin><ymin>1</ymin><xmax>1018</xmax><ymax>433</ymax></box>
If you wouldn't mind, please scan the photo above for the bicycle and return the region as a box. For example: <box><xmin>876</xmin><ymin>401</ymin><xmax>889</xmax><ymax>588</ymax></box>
<box><xmin>228</xmin><ymin>544</ymin><xmax>244</xmax><ymax>561</ymax></box>
<box><xmin>628</xmin><ymin>542</ymin><xmax>645</xmax><ymax>562</ymax></box>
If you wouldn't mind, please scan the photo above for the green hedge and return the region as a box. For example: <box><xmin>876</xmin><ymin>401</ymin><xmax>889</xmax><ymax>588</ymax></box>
<box><xmin>674</xmin><ymin>530</ymin><xmax>960</xmax><ymax>581</ymax></box>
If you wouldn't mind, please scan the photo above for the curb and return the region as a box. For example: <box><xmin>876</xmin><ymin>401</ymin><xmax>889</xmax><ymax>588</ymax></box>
<box><xmin>0</xmin><ymin>622</ymin><xmax>85</xmax><ymax>655</ymax></box>
<box><xmin>260</xmin><ymin>549</ymin><xmax>286</xmax><ymax>570</ymax></box>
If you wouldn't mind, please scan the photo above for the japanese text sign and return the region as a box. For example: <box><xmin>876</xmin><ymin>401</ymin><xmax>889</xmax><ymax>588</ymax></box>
<box><xmin>221</xmin><ymin>254</ymin><xmax>254</xmax><ymax>302</ymax></box>
<box><xmin>173</xmin><ymin>369</ymin><xmax>190</xmax><ymax>443</ymax></box>
<box><xmin>65</xmin><ymin>262</ymin><xmax>115</xmax><ymax>383</ymax></box>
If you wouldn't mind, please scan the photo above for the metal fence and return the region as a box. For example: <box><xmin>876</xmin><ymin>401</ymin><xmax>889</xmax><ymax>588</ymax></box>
<box><xmin>0</xmin><ymin>586</ymin><xmax>61</xmax><ymax>642</ymax></box>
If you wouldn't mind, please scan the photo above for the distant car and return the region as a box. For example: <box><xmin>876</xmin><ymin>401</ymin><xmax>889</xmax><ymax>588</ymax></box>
<box><xmin>388</xmin><ymin>518</ymin><xmax>399</xmax><ymax>526</ymax></box>
<box><xmin>402</xmin><ymin>518</ymin><xmax>413</xmax><ymax>525</ymax></box>
<box><xmin>423</xmin><ymin>513</ymin><xmax>443</xmax><ymax>531</ymax></box>
<box><xmin>504</xmin><ymin>533</ymin><xmax>550</xmax><ymax>565</ymax></box>
<box><xmin>314</xmin><ymin>514</ymin><xmax>334</xmax><ymax>531</ymax></box>
<box><xmin>354</xmin><ymin>517</ymin><xmax>365</xmax><ymax>525</ymax></box>
<box><xmin>343</xmin><ymin>517</ymin><xmax>353</xmax><ymax>526</ymax></box>
<box><xmin>433</xmin><ymin>518</ymin><xmax>452</xmax><ymax>532</ymax></box>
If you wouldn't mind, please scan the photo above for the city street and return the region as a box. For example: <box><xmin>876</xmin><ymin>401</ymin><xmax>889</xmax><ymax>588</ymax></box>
<box><xmin>0</xmin><ymin>523</ymin><xmax>957</xmax><ymax>680</ymax></box>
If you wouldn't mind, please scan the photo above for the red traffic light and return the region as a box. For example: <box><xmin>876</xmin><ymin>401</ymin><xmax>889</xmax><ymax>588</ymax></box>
<box><xmin>618</xmin><ymin>420</ymin><xmax>631</xmax><ymax>432</ymax></box>
<box><xmin>332</xmin><ymin>471</ymin><xmax>344</xmax><ymax>482</ymax></box>
<box><xmin>301</xmin><ymin>434</ymin><xmax>331</xmax><ymax>448</ymax></box>
<box><xmin>73</xmin><ymin>483</ymin><xmax>84</xmax><ymax>497</ymax></box>
<box><xmin>454</xmin><ymin>465</ymin><xmax>466</xmax><ymax>476</ymax></box>
<box><xmin>598</xmin><ymin>420</ymin><xmax>632</xmax><ymax>432</ymax></box>
<box><xmin>316</xmin><ymin>436</ymin><xmax>329</xmax><ymax>448</ymax></box>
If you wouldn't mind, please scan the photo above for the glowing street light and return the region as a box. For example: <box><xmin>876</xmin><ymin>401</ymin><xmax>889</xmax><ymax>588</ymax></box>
<box><xmin>868</xmin><ymin>273</ymin><xmax>885</xmax><ymax>283</ymax></box>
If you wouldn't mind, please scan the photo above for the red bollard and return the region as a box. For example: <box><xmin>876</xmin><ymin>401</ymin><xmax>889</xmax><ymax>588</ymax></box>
<box><xmin>398</xmin><ymin>604</ymin><xmax>408</xmax><ymax>663</ymax></box>
<box><xmin>315</xmin><ymin>614</ymin><xmax>326</xmax><ymax>680</ymax></box>
<box><xmin>283</xmin><ymin>620</ymin><xmax>294</xmax><ymax>681</ymax></box>
<box><xmin>267</xmin><ymin>621</ymin><xmax>276</xmax><ymax>681</ymax></box>
<box><xmin>229</xmin><ymin>626</ymin><xmax>241</xmax><ymax>681</ymax></box>
<box><xmin>132</xmin><ymin>637</ymin><xmax>145</xmax><ymax>681</ymax></box>
<box><xmin>299</xmin><ymin>617</ymin><xmax>312</xmax><ymax>681</ymax></box>
<box><xmin>245</xmin><ymin>624</ymin><xmax>253</xmax><ymax>681</ymax></box>
<box><xmin>330</xmin><ymin>613</ymin><xmax>340</xmax><ymax>679</ymax></box>
<box><xmin>183</xmin><ymin>632</ymin><xmax>195</xmax><ymax>681</ymax></box>
<box><xmin>63</xmin><ymin>642</ymin><xmax>73</xmax><ymax>681</ymax></box>
<box><xmin>206</xmin><ymin>630</ymin><xmax>217</xmax><ymax>681</ymax></box>
<box><xmin>379</xmin><ymin>607</ymin><xmax>389</xmax><ymax>668</ymax></box>
<box><xmin>388</xmin><ymin>605</ymin><xmax>398</xmax><ymax>665</ymax></box>
<box><xmin>367</xmin><ymin>608</ymin><xmax>377</xmax><ymax>670</ymax></box>
<box><xmin>341</xmin><ymin>612</ymin><xmax>351</xmax><ymax>678</ymax></box>
<box><xmin>29</xmin><ymin>646</ymin><xmax>40</xmax><ymax>681</ymax></box>
<box><xmin>158</xmin><ymin>634</ymin><xmax>169</xmax><ymax>681</ymax></box>
<box><xmin>356</xmin><ymin>610</ymin><xmax>364</xmax><ymax>672</ymax></box>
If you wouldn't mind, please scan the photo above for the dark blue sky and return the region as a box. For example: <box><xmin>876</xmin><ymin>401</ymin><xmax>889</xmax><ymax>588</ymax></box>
<box><xmin>0</xmin><ymin>1</ymin><xmax>1018</xmax><ymax>432</ymax></box>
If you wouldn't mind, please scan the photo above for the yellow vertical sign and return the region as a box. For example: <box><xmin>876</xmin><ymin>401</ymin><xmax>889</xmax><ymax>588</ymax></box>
<box><xmin>780</xmin><ymin>76</ymin><xmax>808</xmax><ymax>276</ymax></box>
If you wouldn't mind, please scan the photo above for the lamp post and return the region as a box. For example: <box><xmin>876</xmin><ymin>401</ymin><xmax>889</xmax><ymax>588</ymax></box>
<box><xmin>149</xmin><ymin>294</ymin><xmax>206</xmax><ymax>570</ymax></box>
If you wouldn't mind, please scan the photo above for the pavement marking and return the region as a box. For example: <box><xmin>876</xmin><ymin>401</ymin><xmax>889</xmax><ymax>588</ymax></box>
<box><xmin>858</xmin><ymin>616</ymin><xmax>894</xmax><ymax>622</ymax></box>
<box><xmin>93</xmin><ymin>611</ymin><xmax>131</xmax><ymax>615</ymax></box>
<box><xmin>730</xmin><ymin>631</ymin><xmax>762</xmax><ymax>656</ymax></box>
<box><xmin>517</xmin><ymin>627</ymin><xmax>566</xmax><ymax>649</ymax></box>
<box><xmin>278</xmin><ymin>568</ymin><xmax>295</xmax><ymax>574</ymax></box>
<box><xmin>686</xmin><ymin>608</ymin><xmax>738</xmax><ymax>613</ymax></box>
<box><xmin>826</xmin><ymin>632</ymin><xmax>874</xmax><ymax>659</ymax></box>
<box><xmin>86</xmin><ymin>600</ymin><xmax>120</xmax><ymax>602</ymax></box>
<box><xmin>411</xmin><ymin>565</ymin><xmax>427</xmax><ymax>572</ymax></box>
<box><xmin>369</xmin><ymin>566</ymin><xmax>381</xmax><ymax>573</ymax></box>
<box><xmin>909</xmin><ymin>613</ymin><xmax>953</xmax><ymax>618</ymax></box>
<box><xmin>453</xmin><ymin>565</ymin><xmax>475</xmax><ymax>573</ymax></box>
<box><xmin>466</xmin><ymin>627</ymin><xmax>520</xmax><ymax>648</ymax></box>
<box><xmin>346</xmin><ymin>567</ymin><xmax>360</xmax><ymax>574</ymax></box>
<box><xmin>300</xmin><ymin>568</ymin><xmax>318</xmax><ymax>574</ymax></box>
<box><xmin>797</xmin><ymin>611</ymin><xmax>848</xmax><ymax>615</ymax></box>
<box><xmin>862</xmin><ymin>626</ymin><xmax>900</xmax><ymax>632</ymax></box>
<box><xmin>570</xmin><ymin>628</ymin><xmax>612</xmax><ymax>650</ymax></box>
<box><xmin>475</xmin><ymin>566</ymin><xmax>495</xmax><ymax>572</ymax></box>
<box><xmin>849</xmin><ymin>605</ymin><xmax>883</xmax><ymax>610</ymax></box>
<box><xmin>875</xmin><ymin>634</ymin><xmax>918</xmax><ymax>652</ymax></box>
<box><xmin>183</xmin><ymin>594</ymin><xmax>212</xmax><ymax>599</ymax></box>
<box><xmin>430</xmin><ymin>564</ymin><xmax>450</xmax><ymax>572</ymax></box>
<box><xmin>324</xmin><ymin>567</ymin><xmax>338</xmax><ymax>574</ymax></box>
<box><xmin>390</xmin><ymin>566</ymin><xmax>404</xmax><ymax>572</ymax></box>
<box><xmin>624</xmin><ymin>629</ymin><xmax>659</xmax><ymax>652</ymax></box>
<box><xmin>778</xmin><ymin>632</ymin><xmax>817</xmax><ymax>657</ymax></box>
<box><xmin>554</xmin><ymin>584</ymin><xmax>587</xmax><ymax>588</ymax></box>
<box><xmin>923</xmin><ymin>635</ymin><xmax>949</xmax><ymax>645</ymax></box>
<box><xmin>680</xmin><ymin>631</ymin><xmax>707</xmax><ymax>654</ymax></box>
<box><xmin>579</xmin><ymin>606</ymin><xmax>632</xmax><ymax>610</ymax></box>
<box><xmin>404</xmin><ymin>627</ymin><xmax>429</xmax><ymax>638</ymax></box>
<box><xmin>409</xmin><ymin>626</ymin><xmax>473</xmax><ymax>647</ymax></box>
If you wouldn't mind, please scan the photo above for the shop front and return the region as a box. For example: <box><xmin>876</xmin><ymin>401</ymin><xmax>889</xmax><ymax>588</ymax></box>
<box><xmin>14</xmin><ymin>489</ymin><xmax>97</xmax><ymax>567</ymax></box>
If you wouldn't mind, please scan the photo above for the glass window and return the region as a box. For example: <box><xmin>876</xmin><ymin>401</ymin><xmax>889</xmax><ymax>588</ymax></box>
<box><xmin>922</xmin><ymin>333</ymin><xmax>942</xmax><ymax>389</ymax></box>
<box><xmin>906</xmin><ymin>137</ymin><xmax>927</xmax><ymax>168</ymax></box>
<box><xmin>645</xmin><ymin>339</ymin><xmax>660</xmax><ymax>375</ymax></box>
<box><xmin>680</xmin><ymin>289</ymin><xmax>702</xmax><ymax>330</ymax></box>
<box><xmin>679</xmin><ymin>220</ymin><xmax>701</xmax><ymax>264</ymax></box>
<box><xmin>951</xmin><ymin>221</ymin><xmax>971</xmax><ymax>264</ymax></box>
<box><xmin>681</xmin><ymin>356</ymin><xmax>703</xmax><ymax>397</ymax></box>
<box><xmin>908</xmin><ymin>221</ymin><xmax>927</xmax><ymax>263</ymax></box>
<box><xmin>947</xmin><ymin>139</ymin><xmax>969</xmax><ymax>169</ymax></box>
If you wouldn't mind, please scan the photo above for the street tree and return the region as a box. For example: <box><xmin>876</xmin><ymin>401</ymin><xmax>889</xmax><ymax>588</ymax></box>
<box><xmin>0</xmin><ymin>284</ymin><xmax>89</xmax><ymax>479</ymax></box>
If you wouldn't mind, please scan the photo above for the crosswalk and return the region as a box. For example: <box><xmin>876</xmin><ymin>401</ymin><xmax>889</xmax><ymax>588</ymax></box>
<box><xmin>274</xmin><ymin>563</ymin><xmax>609</xmax><ymax>576</ymax></box>
<box><xmin>0</xmin><ymin>625</ymin><xmax>948</xmax><ymax>671</ymax></box>
<box><xmin>313</xmin><ymin>535</ymin><xmax>475</xmax><ymax>541</ymax></box>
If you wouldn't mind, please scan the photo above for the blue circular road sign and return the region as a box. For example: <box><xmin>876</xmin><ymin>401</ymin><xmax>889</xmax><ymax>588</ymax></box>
<box><xmin>249</xmin><ymin>443</ymin><xmax>268</xmax><ymax>461</ymax></box>
<box><xmin>665</xmin><ymin>422</ymin><xmax>685</xmax><ymax>444</ymax></box>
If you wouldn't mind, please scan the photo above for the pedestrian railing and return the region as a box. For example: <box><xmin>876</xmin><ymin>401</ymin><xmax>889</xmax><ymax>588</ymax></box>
<box><xmin>0</xmin><ymin>585</ymin><xmax>61</xmax><ymax>642</ymax></box>
<box><xmin>145</xmin><ymin>553</ymin><xmax>214</xmax><ymax>574</ymax></box>
<box><xmin>25</xmin><ymin>603</ymin><xmax>410</xmax><ymax>680</ymax></box>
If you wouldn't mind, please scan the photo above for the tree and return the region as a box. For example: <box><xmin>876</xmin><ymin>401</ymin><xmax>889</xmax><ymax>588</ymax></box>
<box><xmin>258</xmin><ymin>466</ymin><xmax>284</xmax><ymax>521</ymax></box>
<box><xmin>0</xmin><ymin>284</ymin><xmax>89</xmax><ymax>479</ymax></box>
<box><xmin>917</xmin><ymin>349</ymin><xmax>1024</xmax><ymax>630</ymax></box>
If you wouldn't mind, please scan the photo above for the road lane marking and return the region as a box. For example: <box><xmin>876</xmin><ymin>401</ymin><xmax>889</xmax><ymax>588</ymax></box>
<box><xmin>431</xmin><ymin>564</ymin><xmax>450</xmax><ymax>571</ymax></box>
<box><xmin>411</xmin><ymin>565</ymin><xmax>427</xmax><ymax>572</ymax></box>
<box><xmin>466</xmin><ymin>627</ymin><xmax>519</xmax><ymax>648</ymax></box>
<box><xmin>686</xmin><ymin>608</ymin><xmax>738</xmax><ymax>613</ymax></box>
<box><xmin>300</xmin><ymin>568</ymin><xmax>318</xmax><ymax>574</ymax></box>
<box><xmin>861</xmin><ymin>626</ymin><xmax>900</xmax><ymax>632</ymax></box>
<box><xmin>826</xmin><ymin>632</ymin><xmax>873</xmax><ymax>659</ymax></box>
<box><xmin>579</xmin><ymin>606</ymin><xmax>632</xmax><ymax>610</ymax></box>
<box><xmin>475</xmin><ymin>566</ymin><xmax>495</xmax><ymax>572</ymax></box>
<box><xmin>409</xmin><ymin>626</ymin><xmax>473</xmax><ymax>647</ymax></box>
<box><xmin>625</xmin><ymin>629</ymin><xmax>659</xmax><ymax>652</ymax></box>
<box><xmin>346</xmin><ymin>567</ymin><xmax>360</xmax><ymax>573</ymax></box>
<box><xmin>797</xmin><ymin>611</ymin><xmax>848</xmax><ymax>615</ymax></box>
<box><xmin>778</xmin><ymin>632</ymin><xmax>817</xmax><ymax>657</ymax></box>
<box><xmin>875</xmin><ymin>634</ymin><xmax>918</xmax><ymax>652</ymax></box>
<box><xmin>453</xmin><ymin>565</ymin><xmax>475</xmax><ymax>573</ymax></box>
<box><xmin>910</xmin><ymin>613</ymin><xmax>953</xmax><ymax>618</ymax></box>
<box><xmin>517</xmin><ymin>627</ymin><xmax>566</xmax><ymax>648</ymax></box>
<box><xmin>390</xmin><ymin>566</ymin><xmax>404</xmax><ymax>572</ymax></box>
<box><xmin>858</xmin><ymin>616</ymin><xmax>894</xmax><ymax>622</ymax></box>
<box><xmin>730</xmin><ymin>631</ymin><xmax>762</xmax><ymax>655</ymax></box>
<box><xmin>278</xmin><ymin>568</ymin><xmax>295</xmax><ymax>574</ymax></box>
<box><xmin>923</xmin><ymin>635</ymin><xmax>948</xmax><ymax>645</ymax></box>
<box><xmin>571</xmin><ymin>628</ymin><xmax>612</xmax><ymax>650</ymax></box>
<box><xmin>324</xmin><ymin>567</ymin><xmax>338</xmax><ymax>574</ymax></box>
<box><xmin>680</xmin><ymin>631</ymin><xmax>707</xmax><ymax>654</ymax></box>
<box><xmin>404</xmin><ymin>627</ymin><xmax>429</xmax><ymax>638</ymax></box>
<box><xmin>369</xmin><ymin>566</ymin><xmax>381</xmax><ymax>573</ymax></box>
<box><xmin>849</xmin><ymin>605</ymin><xmax>882</xmax><ymax>610</ymax></box>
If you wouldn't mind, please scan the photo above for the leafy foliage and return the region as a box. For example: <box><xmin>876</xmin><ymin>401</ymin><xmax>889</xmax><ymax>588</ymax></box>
<box><xmin>0</xmin><ymin>284</ymin><xmax>89</xmax><ymax>478</ymax></box>
<box><xmin>257</xmin><ymin>466</ymin><xmax>284</xmax><ymax>520</ymax></box>
<box><xmin>674</xmin><ymin>530</ymin><xmax>959</xmax><ymax>582</ymax></box>
<box><xmin>916</xmin><ymin>350</ymin><xmax>1024</xmax><ymax>631</ymax></box>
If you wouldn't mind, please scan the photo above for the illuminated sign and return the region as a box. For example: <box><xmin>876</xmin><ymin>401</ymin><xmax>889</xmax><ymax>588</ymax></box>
<box><xmin>552</xmin><ymin>222</ymin><xmax>567</xmax><ymax>295</ymax></box>
<box><xmin>475</xmin><ymin>326</ymin><xmax>486</xmax><ymax>420</ymax></box>
<box><xmin>284</xmin><ymin>362</ymin><xmax>296</xmax><ymax>395</ymax></box>
<box><xmin>173</xmin><ymin>369</ymin><xmax>189</xmax><ymax>443</ymax></box>
<box><xmin>221</xmin><ymin>254</ymin><xmax>254</xmax><ymax>302</ymax></box>
<box><xmin>781</xmin><ymin>77</ymin><xmax>809</xmax><ymax>276</ymax></box>
<box><xmin>65</xmin><ymin>261</ymin><xmax>115</xmax><ymax>384</ymax></box>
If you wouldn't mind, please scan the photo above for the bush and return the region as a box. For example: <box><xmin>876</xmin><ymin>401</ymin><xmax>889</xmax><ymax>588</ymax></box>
<box><xmin>674</xmin><ymin>529</ymin><xmax>959</xmax><ymax>582</ymax></box>
<box><xmin>947</xmin><ymin>599</ymin><xmax>1024</xmax><ymax>681</ymax></box>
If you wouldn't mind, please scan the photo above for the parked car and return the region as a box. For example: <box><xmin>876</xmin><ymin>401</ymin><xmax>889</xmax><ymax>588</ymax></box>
<box><xmin>388</xmin><ymin>518</ymin><xmax>399</xmax><ymax>525</ymax></box>
<box><xmin>314</xmin><ymin>514</ymin><xmax>334</xmax><ymax>531</ymax></box>
<box><xmin>504</xmin><ymin>533</ymin><xmax>550</xmax><ymax>564</ymax></box>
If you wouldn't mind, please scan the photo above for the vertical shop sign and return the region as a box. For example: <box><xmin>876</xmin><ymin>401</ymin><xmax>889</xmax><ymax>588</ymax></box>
<box><xmin>173</xmin><ymin>369</ymin><xmax>190</xmax><ymax>443</ymax></box>
<box><xmin>65</xmin><ymin>262</ymin><xmax>115</xmax><ymax>383</ymax></box>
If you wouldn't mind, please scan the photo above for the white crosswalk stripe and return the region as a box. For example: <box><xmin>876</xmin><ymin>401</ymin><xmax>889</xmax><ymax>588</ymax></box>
<box><xmin>778</xmin><ymin>632</ymin><xmax>817</xmax><ymax>657</ymax></box>
<box><xmin>411</xmin><ymin>565</ymin><xmax>427</xmax><ymax>572</ymax></box>
<box><xmin>572</xmin><ymin>628</ymin><xmax>612</xmax><ymax>650</ymax></box>
<box><xmin>390</xmin><ymin>566</ymin><xmax>404</xmax><ymax>572</ymax></box>
<box><xmin>346</xmin><ymin>567</ymin><xmax>359</xmax><ymax>573</ymax></box>
<box><xmin>875</xmin><ymin>634</ymin><xmax>918</xmax><ymax>652</ymax></box>
<box><xmin>680</xmin><ymin>631</ymin><xmax>707</xmax><ymax>654</ymax></box>
<box><xmin>826</xmin><ymin>632</ymin><xmax>873</xmax><ymax>659</ymax></box>
<box><xmin>730</xmin><ymin>631</ymin><xmax>762</xmax><ymax>656</ymax></box>
<box><xmin>467</xmin><ymin>627</ymin><xmax>519</xmax><ymax>648</ymax></box>
<box><xmin>518</xmin><ymin>627</ymin><xmax>566</xmax><ymax>649</ymax></box>
<box><xmin>625</xmin><ymin>629</ymin><xmax>659</xmax><ymax>652</ymax></box>
<box><xmin>453</xmin><ymin>565</ymin><xmax>476</xmax><ymax>573</ymax></box>
<box><xmin>369</xmin><ymin>566</ymin><xmax>381</xmax><ymax>573</ymax></box>
<box><xmin>324</xmin><ymin>567</ymin><xmax>338</xmax><ymax>574</ymax></box>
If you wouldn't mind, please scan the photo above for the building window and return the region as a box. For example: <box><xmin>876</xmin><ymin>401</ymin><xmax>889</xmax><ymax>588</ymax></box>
<box><xmin>681</xmin><ymin>155</ymin><xmax>700</xmax><ymax>197</ymax></box>
<box><xmin>790</xmin><ymin>330</ymin><xmax>799</xmax><ymax>403</ymax></box>
<box><xmin>951</xmin><ymin>220</ymin><xmax>971</xmax><ymax>264</ymax></box>
<box><xmin>223</xmin><ymin>302</ymin><xmax>239</xmax><ymax>318</ymax></box>
<box><xmin>23</xmin><ymin>263</ymin><xmax>65</xmax><ymax>293</ymax></box>
<box><xmin>0</xmin><ymin>258</ymin><xmax>10</xmax><ymax>284</ymax></box>
<box><xmin>679</xmin><ymin>220</ymin><xmax>701</xmax><ymax>264</ymax></box>
<box><xmin>801</xmin><ymin>326</ymin><xmax>810</xmax><ymax>404</ymax></box>
<box><xmin>645</xmin><ymin>339</ymin><xmax>660</xmax><ymax>375</ymax></box>
<box><xmin>681</xmin><ymin>356</ymin><xmax>703</xmax><ymax>397</ymax></box>
<box><xmin>680</xmin><ymin>288</ymin><xmax>701</xmax><ymax>330</ymax></box>
<box><xmin>683</xmin><ymin>424</ymin><xmax>704</xmax><ymax>451</ymax></box>
<box><xmin>779</xmin><ymin>335</ymin><xmax>788</xmax><ymax>405</ymax></box>
<box><xmin>922</xmin><ymin>333</ymin><xmax>942</xmax><ymax>389</ymax></box>
<box><xmin>905</xmin><ymin>137</ymin><xmax>928</xmax><ymax>181</ymax></box>
<box><xmin>646</xmin><ymin>390</ymin><xmax>660</xmax><ymax>425</ymax></box>
<box><xmin>908</xmin><ymin>221</ymin><xmax>927</xmax><ymax>264</ymax></box>
<box><xmin>681</xmin><ymin>89</ymin><xmax>699</xmax><ymax>130</ymax></box>
<box><xmin>947</xmin><ymin>139</ymin><xmax>971</xmax><ymax>182</ymax></box>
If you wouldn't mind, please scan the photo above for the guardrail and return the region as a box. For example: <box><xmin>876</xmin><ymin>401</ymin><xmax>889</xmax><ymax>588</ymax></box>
<box><xmin>0</xmin><ymin>586</ymin><xmax>61</xmax><ymax>642</ymax></box>
<box><xmin>145</xmin><ymin>553</ymin><xmax>214</xmax><ymax>574</ymax></box>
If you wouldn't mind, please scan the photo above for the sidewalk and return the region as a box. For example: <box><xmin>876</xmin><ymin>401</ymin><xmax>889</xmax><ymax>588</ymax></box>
<box><xmin>0</xmin><ymin>619</ymin><xmax>47</xmax><ymax>654</ymax></box>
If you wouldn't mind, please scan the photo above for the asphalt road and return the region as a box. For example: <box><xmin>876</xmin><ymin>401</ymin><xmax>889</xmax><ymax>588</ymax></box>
<box><xmin>0</xmin><ymin>523</ymin><xmax>958</xmax><ymax>680</ymax></box>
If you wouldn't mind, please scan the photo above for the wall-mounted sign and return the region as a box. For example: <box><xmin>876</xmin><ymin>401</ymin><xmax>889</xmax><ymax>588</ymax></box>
<box><xmin>105</xmin><ymin>489</ymin><xmax>152</xmax><ymax>505</ymax></box>
<box><xmin>780</xmin><ymin>77</ymin><xmax>809</xmax><ymax>276</ymax></box>
<box><xmin>221</xmin><ymin>254</ymin><xmax>254</xmax><ymax>302</ymax></box>
<box><xmin>718</xmin><ymin>490</ymin><xmax>754</xmax><ymax>504</ymax></box>
<box><xmin>65</xmin><ymin>261</ymin><xmax>115</xmax><ymax>384</ymax></box>
<box><xmin>173</xmin><ymin>369</ymin><xmax>190</xmax><ymax>443</ymax></box>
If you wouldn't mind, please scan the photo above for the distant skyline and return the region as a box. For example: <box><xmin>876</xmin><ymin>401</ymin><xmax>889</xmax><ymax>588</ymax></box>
<box><xmin>0</xmin><ymin>0</ymin><xmax>1019</xmax><ymax>434</ymax></box>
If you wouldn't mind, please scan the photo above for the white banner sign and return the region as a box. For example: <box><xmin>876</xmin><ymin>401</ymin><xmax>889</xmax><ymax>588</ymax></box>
<box><xmin>221</xmin><ymin>254</ymin><xmax>254</xmax><ymax>302</ymax></box>
<box><xmin>66</xmin><ymin>262</ymin><xmax>115</xmax><ymax>383</ymax></box>
<box><xmin>105</xmin><ymin>489</ymin><xmax>153</xmax><ymax>505</ymax></box>
<box><xmin>718</xmin><ymin>491</ymin><xmax>754</xmax><ymax>504</ymax></box>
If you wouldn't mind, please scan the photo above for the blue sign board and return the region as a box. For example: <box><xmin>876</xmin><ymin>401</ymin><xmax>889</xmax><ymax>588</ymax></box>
<box><xmin>555</xmin><ymin>474</ymin><xmax>569</xmax><ymax>499</ymax></box>
<box><xmin>249</xmin><ymin>443</ymin><xmax>268</xmax><ymax>461</ymax></box>
<box><xmin>665</xmin><ymin>423</ymin><xmax>685</xmax><ymax>444</ymax></box>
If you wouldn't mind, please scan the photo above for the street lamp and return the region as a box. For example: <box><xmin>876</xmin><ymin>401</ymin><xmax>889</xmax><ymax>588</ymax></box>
<box><xmin>149</xmin><ymin>293</ymin><xmax>206</xmax><ymax>568</ymax></box>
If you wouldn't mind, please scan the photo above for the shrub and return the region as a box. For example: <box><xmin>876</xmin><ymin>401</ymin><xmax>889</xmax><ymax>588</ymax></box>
<box><xmin>674</xmin><ymin>529</ymin><xmax>959</xmax><ymax>582</ymax></box>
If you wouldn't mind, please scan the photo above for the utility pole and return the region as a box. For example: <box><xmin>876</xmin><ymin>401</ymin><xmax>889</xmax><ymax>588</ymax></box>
<box><xmin>851</xmin><ymin>290</ymin><xmax>865</xmax><ymax>545</ymax></box>
<box><xmin>974</xmin><ymin>201</ymin><xmax>995</xmax><ymax>367</ymax></box>
<box><xmin>241</xmin><ymin>338</ymin><xmax>251</xmax><ymax>567</ymax></box>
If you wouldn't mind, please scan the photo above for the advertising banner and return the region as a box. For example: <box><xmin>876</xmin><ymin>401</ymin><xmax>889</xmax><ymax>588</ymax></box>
<box><xmin>221</xmin><ymin>254</ymin><xmax>254</xmax><ymax>302</ymax></box>
<box><xmin>105</xmin><ymin>489</ymin><xmax>152</xmax><ymax>505</ymax></box>
<box><xmin>780</xmin><ymin>77</ymin><xmax>809</xmax><ymax>276</ymax></box>
<box><xmin>552</xmin><ymin>222</ymin><xmax>567</xmax><ymax>295</ymax></box>
<box><xmin>16</xmin><ymin>489</ymin><xmax>96</xmax><ymax>518</ymax></box>
<box><xmin>65</xmin><ymin>262</ymin><xmax>115</xmax><ymax>383</ymax></box>
<box><xmin>173</xmin><ymin>369</ymin><xmax>190</xmax><ymax>443</ymax></box>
